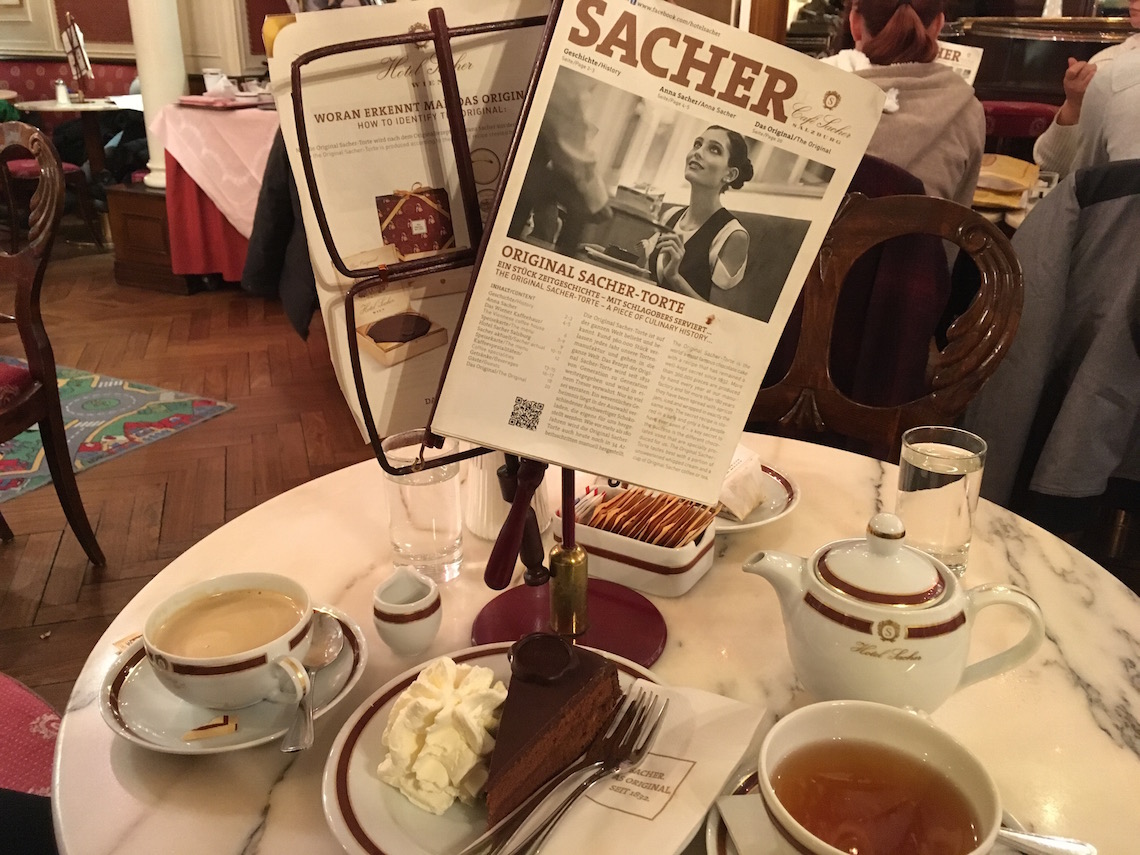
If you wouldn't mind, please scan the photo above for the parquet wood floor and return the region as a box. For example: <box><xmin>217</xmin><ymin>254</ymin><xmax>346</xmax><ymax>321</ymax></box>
<box><xmin>0</xmin><ymin>227</ymin><xmax>373</xmax><ymax>712</ymax></box>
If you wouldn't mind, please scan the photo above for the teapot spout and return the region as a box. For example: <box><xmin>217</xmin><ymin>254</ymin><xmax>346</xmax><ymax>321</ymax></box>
<box><xmin>743</xmin><ymin>550</ymin><xmax>806</xmax><ymax>610</ymax></box>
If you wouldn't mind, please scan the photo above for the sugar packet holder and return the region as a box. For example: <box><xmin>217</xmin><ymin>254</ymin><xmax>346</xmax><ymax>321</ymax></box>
<box><xmin>554</xmin><ymin>485</ymin><xmax>716</xmax><ymax>598</ymax></box>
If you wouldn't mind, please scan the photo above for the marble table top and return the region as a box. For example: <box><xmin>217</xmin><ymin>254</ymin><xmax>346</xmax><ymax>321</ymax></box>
<box><xmin>53</xmin><ymin>434</ymin><xmax>1140</xmax><ymax>855</ymax></box>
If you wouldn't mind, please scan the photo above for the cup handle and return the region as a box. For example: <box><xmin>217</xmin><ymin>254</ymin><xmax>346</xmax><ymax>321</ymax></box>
<box><xmin>957</xmin><ymin>584</ymin><xmax>1045</xmax><ymax>691</ymax></box>
<box><xmin>268</xmin><ymin>655</ymin><xmax>311</xmax><ymax>705</ymax></box>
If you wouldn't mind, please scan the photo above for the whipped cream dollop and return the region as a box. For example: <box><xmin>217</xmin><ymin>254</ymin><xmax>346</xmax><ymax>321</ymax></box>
<box><xmin>377</xmin><ymin>656</ymin><xmax>507</xmax><ymax>814</ymax></box>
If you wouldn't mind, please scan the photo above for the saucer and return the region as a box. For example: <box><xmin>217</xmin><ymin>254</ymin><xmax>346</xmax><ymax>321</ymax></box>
<box><xmin>705</xmin><ymin>770</ymin><xmax>1025</xmax><ymax>855</ymax></box>
<box><xmin>715</xmin><ymin>464</ymin><xmax>799</xmax><ymax>535</ymax></box>
<box><xmin>99</xmin><ymin>606</ymin><xmax>366</xmax><ymax>754</ymax></box>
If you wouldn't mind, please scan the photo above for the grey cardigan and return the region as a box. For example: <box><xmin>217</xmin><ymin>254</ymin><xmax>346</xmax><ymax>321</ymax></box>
<box><xmin>962</xmin><ymin>159</ymin><xmax>1140</xmax><ymax>505</ymax></box>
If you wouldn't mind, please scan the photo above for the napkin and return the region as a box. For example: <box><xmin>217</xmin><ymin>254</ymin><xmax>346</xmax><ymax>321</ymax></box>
<box><xmin>204</xmin><ymin>74</ymin><xmax>240</xmax><ymax>97</ymax></box>
<box><xmin>717</xmin><ymin>792</ymin><xmax>773</xmax><ymax>855</ymax></box>
<box><xmin>719</xmin><ymin>445</ymin><xmax>768</xmax><ymax>522</ymax></box>
<box><xmin>521</xmin><ymin>679</ymin><xmax>764</xmax><ymax>855</ymax></box>
<box><xmin>975</xmin><ymin>154</ymin><xmax>1039</xmax><ymax>193</ymax></box>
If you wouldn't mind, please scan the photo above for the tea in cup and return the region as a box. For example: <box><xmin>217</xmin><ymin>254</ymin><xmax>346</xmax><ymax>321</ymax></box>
<box><xmin>759</xmin><ymin>700</ymin><xmax>1001</xmax><ymax>855</ymax></box>
<box><xmin>373</xmin><ymin>566</ymin><xmax>441</xmax><ymax>656</ymax></box>
<box><xmin>143</xmin><ymin>572</ymin><xmax>313</xmax><ymax>710</ymax></box>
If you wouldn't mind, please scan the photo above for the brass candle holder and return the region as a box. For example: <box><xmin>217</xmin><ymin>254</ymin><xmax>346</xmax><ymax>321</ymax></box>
<box><xmin>548</xmin><ymin>540</ymin><xmax>589</xmax><ymax>637</ymax></box>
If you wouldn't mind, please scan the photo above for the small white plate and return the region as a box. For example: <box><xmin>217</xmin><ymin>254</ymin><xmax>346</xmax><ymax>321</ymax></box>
<box><xmin>704</xmin><ymin>769</ymin><xmax>1025</xmax><ymax>855</ymax></box>
<box><xmin>715</xmin><ymin>464</ymin><xmax>799</xmax><ymax>535</ymax></box>
<box><xmin>99</xmin><ymin>606</ymin><xmax>366</xmax><ymax>754</ymax></box>
<box><xmin>322</xmin><ymin>642</ymin><xmax>658</xmax><ymax>855</ymax></box>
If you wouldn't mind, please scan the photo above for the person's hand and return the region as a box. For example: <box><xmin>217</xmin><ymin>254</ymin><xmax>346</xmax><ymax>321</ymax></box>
<box><xmin>1055</xmin><ymin>57</ymin><xmax>1098</xmax><ymax>126</ymax></box>
<box><xmin>656</xmin><ymin>231</ymin><xmax>685</xmax><ymax>284</ymax></box>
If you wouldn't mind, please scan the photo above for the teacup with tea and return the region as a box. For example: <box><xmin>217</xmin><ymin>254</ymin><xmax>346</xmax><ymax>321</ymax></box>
<box><xmin>143</xmin><ymin>572</ymin><xmax>314</xmax><ymax>710</ymax></box>
<box><xmin>759</xmin><ymin>700</ymin><xmax>1001</xmax><ymax>855</ymax></box>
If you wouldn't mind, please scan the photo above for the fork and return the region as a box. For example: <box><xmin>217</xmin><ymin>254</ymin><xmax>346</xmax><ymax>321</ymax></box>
<box><xmin>456</xmin><ymin>690</ymin><xmax>644</xmax><ymax>855</ymax></box>
<box><xmin>498</xmin><ymin>687</ymin><xmax>668</xmax><ymax>855</ymax></box>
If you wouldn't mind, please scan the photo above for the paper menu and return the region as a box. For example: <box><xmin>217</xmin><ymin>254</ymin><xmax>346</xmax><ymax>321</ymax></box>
<box><xmin>431</xmin><ymin>0</ymin><xmax>885</xmax><ymax>503</ymax></box>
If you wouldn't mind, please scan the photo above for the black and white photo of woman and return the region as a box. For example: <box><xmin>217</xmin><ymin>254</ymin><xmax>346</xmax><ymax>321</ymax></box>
<box><xmin>639</xmin><ymin>126</ymin><xmax>754</xmax><ymax>303</ymax></box>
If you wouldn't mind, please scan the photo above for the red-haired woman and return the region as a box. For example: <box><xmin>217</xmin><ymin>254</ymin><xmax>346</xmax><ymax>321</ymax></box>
<box><xmin>824</xmin><ymin>0</ymin><xmax>984</xmax><ymax>208</ymax></box>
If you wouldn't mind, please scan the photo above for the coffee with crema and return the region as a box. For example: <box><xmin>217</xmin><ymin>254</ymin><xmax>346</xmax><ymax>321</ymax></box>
<box><xmin>772</xmin><ymin>739</ymin><xmax>982</xmax><ymax>855</ymax></box>
<box><xmin>152</xmin><ymin>589</ymin><xmax>303</xmax><ymax>658</ymax></box>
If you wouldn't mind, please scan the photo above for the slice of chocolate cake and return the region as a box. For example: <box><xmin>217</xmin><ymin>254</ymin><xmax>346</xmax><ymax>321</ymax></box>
<box><xmin>483</xmin><ymin>633</ymin><xmax>622</xmax><ymax>825</ymax></box>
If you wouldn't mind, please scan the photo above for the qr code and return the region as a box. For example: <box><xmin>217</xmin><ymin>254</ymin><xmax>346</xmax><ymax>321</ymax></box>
<box><xmin>508</xmin><ymin>397</ymin><xmax>544</xmax><ymax>431</ymax></box>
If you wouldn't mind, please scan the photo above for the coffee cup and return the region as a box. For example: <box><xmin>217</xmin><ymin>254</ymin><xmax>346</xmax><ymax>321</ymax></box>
<box><xmin>143</xmin><ymin>572</ymin><xmax>313</xmax><ymax>710</ymax></box>
<box><xmin>759</xmin><ymin>700</ymin><xmax>1001</xmax><ymax>855</ymax></box>
<box><xmin>372</xmin><ymin>566</ymin><xmax>441</xmax><ymax>656</ymax></box>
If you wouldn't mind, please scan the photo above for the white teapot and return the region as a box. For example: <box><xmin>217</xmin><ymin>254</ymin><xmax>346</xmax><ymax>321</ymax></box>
<box><xmin>743</xmin><ymin>513</ymin><xmax>1045</xmax><ymax>712</ymax></box>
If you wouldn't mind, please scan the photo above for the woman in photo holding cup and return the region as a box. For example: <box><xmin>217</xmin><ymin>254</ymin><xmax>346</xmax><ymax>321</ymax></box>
<box><xmin>639</xmin><ymin>126</ymin><xmax>753</xmax><ymax>303</ymax></box>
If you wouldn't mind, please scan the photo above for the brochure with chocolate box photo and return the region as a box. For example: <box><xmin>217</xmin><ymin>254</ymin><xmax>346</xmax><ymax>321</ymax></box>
<box><xmin>431</xmin><ymin>0</ymin><xmax>886</xmax><ymax>504</ymax></box>
<box><xmin>267</xmin><ymin>0</ymin><xmax>549</xmax><ymax>438</ymax></box>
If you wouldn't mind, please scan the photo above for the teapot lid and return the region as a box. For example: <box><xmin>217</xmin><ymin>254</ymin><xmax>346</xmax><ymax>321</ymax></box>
<box><xmin>814</xmin><ymin>513</ymin><xmax>946</xmax><ymax>607</ymax></box>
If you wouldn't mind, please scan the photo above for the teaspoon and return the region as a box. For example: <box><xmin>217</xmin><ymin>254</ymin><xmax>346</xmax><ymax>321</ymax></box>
<box><xmin>997</xmin><ymin>825</ymin><xmax>1097</xmax><ymax>855</ymax></box>
<box><xmin>280</xmin><ymin>612</ymin><xmax>344</xmax><ymax>753</ymax></box>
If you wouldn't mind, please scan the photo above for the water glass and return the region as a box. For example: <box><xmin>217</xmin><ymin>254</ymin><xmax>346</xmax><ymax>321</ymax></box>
<box><xmin>894</xmin><ymin>426</ymin><xmax>987</xmax><ymax>577</ymax></box>
<box><xmin>381</xmin><ymin>429</ymin><xmax>463</xmax><ymax>583</ymax></box>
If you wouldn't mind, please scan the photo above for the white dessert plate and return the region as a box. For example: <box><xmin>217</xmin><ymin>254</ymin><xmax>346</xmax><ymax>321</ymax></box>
<box><xmin>322</xmin><ymin>642</ymin><xmax>658</xmax><ymax>855</ymax></box>
<box><xmin>99</xmin><ymin>605</ymin><xmax>366</xmax><ymax>754</ymax></box>
<box><xmin>704</xmin><ymin>769</ymin><xmax>1025</xmax><ymax>855</ymax></box>
<box><xmin>715</xmin><ymin>464</ymin><xmax>799</xmax><ymax>535</ymax></box>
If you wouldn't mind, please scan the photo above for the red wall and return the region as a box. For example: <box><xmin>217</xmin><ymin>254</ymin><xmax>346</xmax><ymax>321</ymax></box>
<box><xmin>53</xmin><ymin>0</ymin><xmax>133</xmax><ymax>45</ymax></box>
<box><xmin>247</xmin><ymin>0</ymin><xmax>291</xmax><ymax>56</ymax></box>
<box><xmin>43</xmin><ymin>1</ymin><xmax>291</xmax><ymax>56</ymax></box>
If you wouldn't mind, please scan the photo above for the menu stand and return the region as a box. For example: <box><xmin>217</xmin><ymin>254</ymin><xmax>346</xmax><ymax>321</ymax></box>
<box><xmin>290</xmin><ymin>5</ymin><xmax>666</xmax><ymax>667</ymax></box>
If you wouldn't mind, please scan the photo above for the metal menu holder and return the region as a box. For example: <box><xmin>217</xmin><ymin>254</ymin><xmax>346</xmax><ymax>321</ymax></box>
<box><xmin>289</xmin><ymin>7</ymin><xmax>548</xmax><ymax>477</ymax></box>
<box><xmin>289</xmin><ymin>3</ymin><xmax>667</xmax><ymax>665</ymax></box>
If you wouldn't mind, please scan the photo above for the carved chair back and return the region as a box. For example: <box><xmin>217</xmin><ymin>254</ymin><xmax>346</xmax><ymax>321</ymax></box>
<box><xmin>748</xmin><ymin>192</ymin><xmax>1023</xmax><ymax>463</ymax></box>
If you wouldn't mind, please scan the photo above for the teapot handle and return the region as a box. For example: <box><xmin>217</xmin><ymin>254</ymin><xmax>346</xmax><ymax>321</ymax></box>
<box><xmin>958</xmin><ymin>584</ymin><xmax>1045</xmax><ymax>691</ymax></box>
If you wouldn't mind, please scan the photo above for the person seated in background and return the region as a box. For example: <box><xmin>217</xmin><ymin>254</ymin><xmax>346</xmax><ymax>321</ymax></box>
<box><xmin>822</xmin><ymin>0</ymin><xmax>985</xmax><ymax>208</ymax></box>
<box><xmin>507</xmin><ymin>68</ymin><xmax>611</xmax><ymax>254</ymax></box>
<box><xmin>1034</xmin><ymin>0</ymin><xmax>1139</xmax><ymax>177</ymax></box>
<box><xmin>1069</xmin><ymin>50</ymin><xmax>1140</xmax><ymax>170</ymax></box>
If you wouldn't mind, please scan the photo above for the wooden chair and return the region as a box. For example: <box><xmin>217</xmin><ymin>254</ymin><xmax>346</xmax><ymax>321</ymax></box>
<box><xmin>2</xmin><ymin>156</ymin><xmax>105</xmax><ymax>251</ymax></box>
<box><xmin>764</xmin><ymin>155</ymin><xmax>950</xmax><ymax>409</ymax></box>
<box><xmin>0</xmin><ymin>122</ymin><xmax>104</xmax><ymax>565</ymax></box>
<box><xmin>748</xmin><ymin>192</ymin><xmax>1023</xmax><ymax>464</ymax></box>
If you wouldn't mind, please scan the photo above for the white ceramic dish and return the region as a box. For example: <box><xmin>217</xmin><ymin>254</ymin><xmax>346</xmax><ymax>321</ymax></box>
<box><xmin>703</xmin><ymin>769</ymin><xmax>1025</xmax><ymax>855</ymax></box>
<box><xmin>99</xmin><ymin>605</ymin><xmax>366</xmax><ymax>754</ymax></box>
<box><xmin>555</xmin><ymin>512</ymin><xmax>717</xmax><ymax>598</ymax></box>
<box><xmin>715</xmin><ymin>464</ymin><xmax>799</xmax><ymax>534</ymax></box>
<box><xmin>321</xmin><ymin>642</ymin><xmax>658</xmax><ymax>855</ymax></box>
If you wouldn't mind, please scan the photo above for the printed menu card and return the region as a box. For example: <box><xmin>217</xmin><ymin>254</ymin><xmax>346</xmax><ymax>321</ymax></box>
<box><xmin>431</xmin><ymin>0</ymin><xmax>885</xmax><ymax>503</ymax></box>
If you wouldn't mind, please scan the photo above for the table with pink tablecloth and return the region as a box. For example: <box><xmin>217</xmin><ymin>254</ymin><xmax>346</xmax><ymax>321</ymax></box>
<box><xmin>150</xmin><ymin>103</ymin><xmax>280</xmax><ymax>280</ymax></box>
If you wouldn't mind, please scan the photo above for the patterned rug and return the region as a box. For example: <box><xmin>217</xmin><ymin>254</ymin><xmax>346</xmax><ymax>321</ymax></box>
<box><xmin>0</xmin><ymin>358</ymin><xmax>234</xmax><ymax>503</ymax></box>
